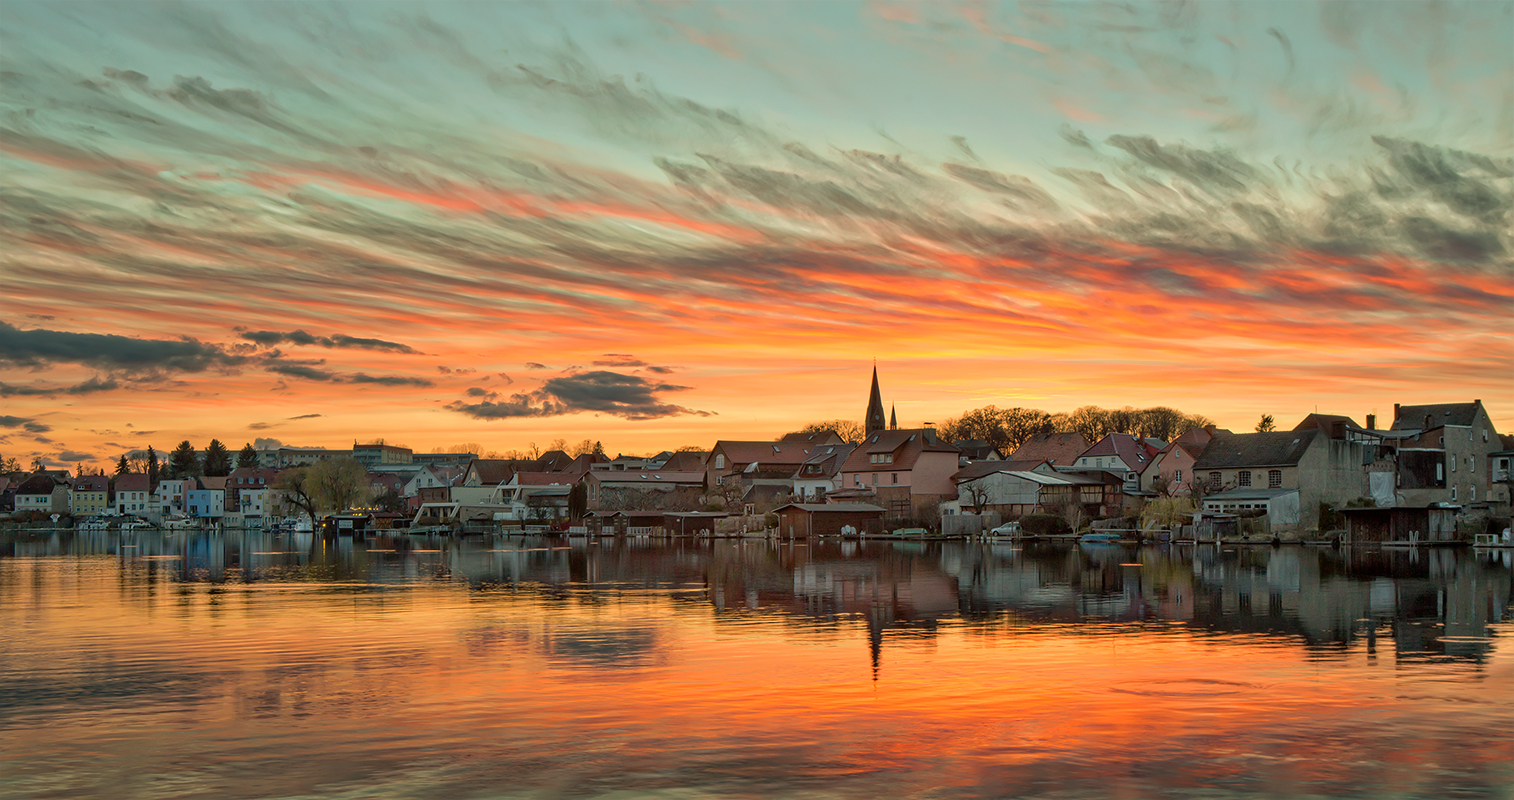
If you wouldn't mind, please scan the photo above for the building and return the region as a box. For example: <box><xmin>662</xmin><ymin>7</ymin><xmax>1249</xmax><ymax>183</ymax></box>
<box><xmin>791</xmin><ymin>443</ymin><xmax>857</xmax><ymax>502</ymax></box>
<box><xmin>70</xmin><ymin>475</ymin><xmax>110</xmax><ymax>516</ymax></box>
<box><xmin>14</xmin><ymin>474</ymin><xmax>69</xmax><ymax>514</ymax></box>
<box><xmin>774</xmin><ymin>503</ymin><xmax>886</xmax><ymax>537</ymax></box>
<box><xmin>586</xmin><ymin>470</ymin><xmax>705</xmax><ymax>512</ymax></box>
<box><xmin>1142</xmin><ymin>427</ymin><xmax>1216</xmax><ymax>496</ymax></box>
<box><xmin>1008</xmin><ymin>432</ymin><xmax>1091</xmax><ymax>466</ymax></box>
<box><xmin>838</xmin><ymin>428</ymin><xmax>962</xmax><ymax>518</ymax></box>
<box><xmin>256</xmin><ymin>446</ymin><xmax>344</xmax><ymax>469</ymax></box>
<box><xmin>1388</xmin><ymin>401</ymin><xmax>1502</xmax><ymax>511</ymax></box>
<box><xmin>155</xmin><ymin>478</ymin><xmax>192</xmax><ymax>516</ymax></box>
<box><xmin>186</xmin><ymin>478</ymin><xmax>226</xmax><ymax>521</ymax></box>
<box><xmin>352</xmin><ymin>442</ymin><xmax>413</xmax><ymax>468</ymax></box>
<box><xmin>1069</xmin><ymin>433</ymin><xmax>1160</xmax><ymax>492</ymax></box>
<box><xmin>227</xmin><ymin>468</ymin><xmax>280</xmax><ymax>527</ymax></box>
<box><xmin>114</xmin><ymin>473</ymin><xmax>152</xmax><ymax>516</ymax></box>
<box><xmin>1192</xmin><ymin>429</ymin><xmax>1371</xmax><ymax>532</ymax></box>
<box><xmin>954</xmin><ymin>460</ymin><xmax>1106</xmax><ymax>517</ymax></box>
<box><xmin>864</xmin><ymin>365</ymin><xmax>887</xmax><ymax>436</ymax></box>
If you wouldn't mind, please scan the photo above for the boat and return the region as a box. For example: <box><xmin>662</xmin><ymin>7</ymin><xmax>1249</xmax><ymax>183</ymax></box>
<box><xmin>163</xmin><ymin>515</ymin><xmax>196</xmax><ymax>531</ymax></box>
<box><xmin>1079</xmin><ymin>531</ymin><xmax>1123</xmax><ymax>544</ymax></box>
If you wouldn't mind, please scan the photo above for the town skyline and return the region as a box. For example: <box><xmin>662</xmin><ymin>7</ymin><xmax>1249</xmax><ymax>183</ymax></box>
<box><xmin>3</xmin><ymin>1</ymin><xmax>1511</xmax><ymax>472</ymax></box>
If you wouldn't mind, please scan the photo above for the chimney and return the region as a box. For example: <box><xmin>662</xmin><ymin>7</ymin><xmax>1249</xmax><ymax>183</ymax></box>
<box><xmin>1331</xmin><ymin>420</ymin><xmax>1346</xmax><ymax>439</ymax></box>
<box><xmin>1366</xmin><ymin>414</ymin><xmax>1376</xmax><ymax>431</ymax></box>
<box><xmin>1424</xmin><ymin>414</ymin><xmax>1433</xmax><ymax>430</ymax></box>
<box><xmin>1393</xmin><ymin>403</ymin><xmax>1401</xmax><ymax>422</ymax></box>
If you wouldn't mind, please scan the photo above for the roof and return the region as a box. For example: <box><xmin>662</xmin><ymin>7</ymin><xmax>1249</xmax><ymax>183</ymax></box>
<box><xmin>73</xmin><ymin>475</ymin><xmax>110</xmax><ymax>491</ymax></box>
<box><xmin>952</xmin><ymin>459</ymin><xmax>1050</xmax><ymax>483</ymax></box>
<box><xmin>1294</xmin><ymin>413</ymin><xmax>1360</xmax><ymax>433</ymax></box>
<box><xmin>792</xmin><ymin>443</ymin><xmax>857</xmax><ymax>480</ymax></box>
<box><xmin>535</xmin><ymin>450</ymin><xmax>575</xmax><ymax>471</ymax></box>
<box><xmin>1009</xmin><ymin>432</ymin><xmax>1090</xmax><ymax>465</ymax></box>
<box><xmin>1392</xmin><ymin>402</ymin><xmax>1484</xmax><ymax>431</ymax></box>
<box><xmin>15</xmin><ymin>474</ymin><xmax>64</xmax><ymax>495</ymax></box>
<box><xmin>841</xmin><ymin>428</ymin><xmax>960</xmax><ymax>474</ymax></box>
<box><xmin>660</xmin><ymin>451</ymin><xmax>707</xmax><ymax>471</ymax></box>
<box><xmin>776</xmin><ymin>503</ymin><xmax>886</xmax><ymax>513</ymax></box>
<box><xmin>1192</xmin><ymin>429</ymin><xmax>1321</xmax><ymax>469</ymax></box>
<box><xmin>115</xmin><ymin>473</ymin><xmax>151</xmax><ymax>492</ymax></box>
<box><xmin>711</xmin><ymin>440</ymin><xmax>830</xmax><ymax>469</ymax></box>
<box><xmin>1077</xmin><ymin>433</ymin><xmax>1158</xmax><ymax>469</ymax></box>
<box><xmin>466</xmin><ymin>458</ymin><xmax>529</xmax><ymax>485</ymax></box>
<box><xmin>779</xmin><ymin>431</ymin><xmax>846</xmax><ymax>446</ymax></box>
<box><xmin>197</xmin><ymin>477</ymin><xmax>228</xmax><ymax>491</ymax></box>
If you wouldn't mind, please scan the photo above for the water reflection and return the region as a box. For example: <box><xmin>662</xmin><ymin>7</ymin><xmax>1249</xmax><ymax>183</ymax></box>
<box><xmin>2</xmin><ymin>530</ymin><xmax>1512</xmax><ymax>799</ymax></box>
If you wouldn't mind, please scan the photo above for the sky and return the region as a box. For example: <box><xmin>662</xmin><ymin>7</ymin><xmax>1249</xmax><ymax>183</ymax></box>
<box><xmin>1</xmin><ymin>0</ymin><xmax>1511</xmax><ymax>468</ymax></box>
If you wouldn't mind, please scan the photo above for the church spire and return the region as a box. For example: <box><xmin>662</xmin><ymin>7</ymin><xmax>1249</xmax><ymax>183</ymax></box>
<box><xmin>865</xmin><ymin>364</ymin><xmax>886</xmax><ymax>435</ymax></box>
<box><xmin>890</xmin><ymin>405</ymin><xmax>898</xmax><ymax>430</ymax></box>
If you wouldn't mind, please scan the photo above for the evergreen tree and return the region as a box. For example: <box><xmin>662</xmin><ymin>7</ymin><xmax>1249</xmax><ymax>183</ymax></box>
<box><xmin>592</xmin><ymin>441</ymin><xmax>605</xmax><ymax>458</ymax></box>
<box><xmin>116</xmin><ymin>455</ymin><xmax>130</xmax><ymax>476</ymax></box>
<box><xmin>1255</xmin><ymin>414</ymin><xmax>1276</xmax><ymax>433</ymax></box>
<box><xmin>169</xmin><ymin>441</ymin><xmax>201</xmax><ymax>479</ymax></box>
<box><xmin>203</xmin><ymin>439</ymin><xmax>232</xmax><ymax>477</ymax></box>
<box><xmin>237</xmin><ymin>443</ymin><xmax>258</xmax><ymax>469</ymax></box>
<box><xmin>147</xmin><ymin>447</ymin><xmax>159</xmax><ymax>484</ymax></box>
<box><xmin>75</xmin><ymin>462</ymin><xmax>85</xmax><ymax>479</ymax></box>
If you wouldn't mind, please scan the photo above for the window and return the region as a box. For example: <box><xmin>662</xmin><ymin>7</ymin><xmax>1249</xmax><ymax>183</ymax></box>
<box><xmin>714</xmin><ymin>454</ymin><xmax>725</xmax><ymax>469</ymax></box>
<box><xmin>1451</xmin><ymin>486</ymin><xmax>1457</xmax><ymax>501</ymax></box>
<box><xmin>1268</xmin><ymin>470</ymin><xmax>1282</xmax><ymax>488</ymax></box>
<box><xmin>1469</xmin><ymin>457</ymin><xmax>1474</xmax><ymax>473</ymax></box>
<box><xmin>1451</xmin><ymin>458</ymin><xmax>1456</xmax><ymax>473</ymax></box>
<box><xmin>892</xmin><ymin>473</ymin><xmax>898</xmax><ymax>485</ymax></box>
<box><xmin>1238</xmin><ymin>471</ymin><xmax>1252</xmax><ymax>487</ymax></box>
<box><xmin>871</xmin><ymin>473</ymin><xmax>877</xmax><ymax>486</ymax></box>
<box><xmin>1471</xmin><ymin>486</ymin><xmax>1476</xmax><ymax>502</ymax></box>
<box><xmin>1209</xmin><ymin>472</ymin><xmax>1221</xmax><ymax>489</ymax></box>
<box><xmin>1173</xmin><ymin>469</ymin><xmax>1182</xmax><ymax>483</ymax></box>
<box><xmin>1436</xmin><ymin>463</ymin><xmax>1444</xmax><ymax>481</ymax></box>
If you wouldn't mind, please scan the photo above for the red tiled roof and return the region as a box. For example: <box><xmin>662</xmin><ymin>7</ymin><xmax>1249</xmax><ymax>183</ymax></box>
<box><xmin>1009</xmin><ymin>432</ymin><xmax>1090</xmax><ymax>465</ymax></box>
<box><xmin>841</xmin><ymin>428</ymin><xmax>959</xmax><ymax>474</ymax></box>
<box><xmin>711</xmin><ymin>441</ymin><xmax>821</xmax><ymax>468</ymax></box>
<box><xmin>114</xmin><ymin>473</ymin><xmax>150</xmax><ymax>492</ymax></box>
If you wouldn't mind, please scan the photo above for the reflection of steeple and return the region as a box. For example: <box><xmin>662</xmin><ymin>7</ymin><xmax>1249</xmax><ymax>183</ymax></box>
<box><xmin>890</xmin><ymin>405</ymin><xmax>898</xmax><ymax>430</ymax></box>
<box><xmin>866</xmin><ymin>365</ymin><xmax>886</xmax><ymax>435</ymax></box>
<box><xmin>869</xmin><ymin>614</ymin><xmax>882</xmax><ymax>683</ymax></box>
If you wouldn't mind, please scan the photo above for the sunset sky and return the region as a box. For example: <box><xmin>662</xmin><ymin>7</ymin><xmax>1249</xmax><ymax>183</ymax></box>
<box><xmin>2</xmin><ymin>1</ymin><xmax>1510</xmax><ymax>468</ymax></box>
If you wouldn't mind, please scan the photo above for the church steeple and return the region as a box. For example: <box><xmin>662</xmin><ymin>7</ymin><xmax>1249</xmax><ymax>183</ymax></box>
<box><xmin>865</xmin><ymin>364</ymin><xmax>886</xmax><ymax>435</ymax></box>
<box><xmin>890</xmin><ymin>405</ymin><xmax>898</xmax><ymax>430</ymax></box>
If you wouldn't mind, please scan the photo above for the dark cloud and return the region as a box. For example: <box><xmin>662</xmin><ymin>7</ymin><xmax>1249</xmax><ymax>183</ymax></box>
<box><xmin>349</xmin><ymin>373</ymin><xmax>434</xmax><ymax>387</ymax></box>
<box><xmin>644</xmin><ymin>366</ymin><xmax>675</xmax><ymax>374</ymax></box>
<box><xmin>436</xmin><ymin>366</ymin><xmax>477</xmax><ymax>375</ymax></box>
<box><xmin>450</xmin><ymin>370</ymin><xmax>707</xmax><ymax>421</ymax></box>
<box><xmin>0</xmin><ymin>321</ymin><xmax>247</xmax><ymax>373</ymax></box>
<box><xmin>25</xmin><ymin>422</ymin><xmax>52</xmax><ymax>434</ymax></box>
<box><xmin>465</xmin><ymin>386</ymin><xmax>496</xmax><ymax>397</ymax></box>
<box><xmin>58</xmin><ymin>450</ymin><xmax>94</xmax><ymax>462</ymax></box>
<box><xmin>287</xmin><ymin>413</ymin><xmax>322</xmax><ymax>420</ymax></box>
<box><xmin>524</xmin><ymin>362</ymin><xmax>548</xmax><ymax>369</ymax></box>
<box><xmin>253</xmin><ymin>437</ymin><xmax>284</xmax><ymax>449</ymax></box>
<box><xmin>497</xmin><ymin>373</ymin><xmax>514</xmax><ymax>384</ymax></box>
<box><xmin>0</xmin><ymin>415</ymin><xmax>38</xmax><ymax>428</ymax></box>
<box><xmin>248</xmin><ymin>422</ymin><xmax>275</xmax><ymax>430</ymax></box>
<box><xmin>240</xmin><ymin>329</ymin><xmax>418</xmax><ymax>354</ymax></box>
<box><xmin>593</xmin><ymin>355</ymin><xmax>649</xmax><ymax>367</ymax></box>
<box><xmin>266</xmin><ymin>362</ymin><xmax>338</xmax><ymax>381</ymax></box>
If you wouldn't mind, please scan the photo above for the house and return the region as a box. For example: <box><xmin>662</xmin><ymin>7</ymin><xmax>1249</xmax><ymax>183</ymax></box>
<box><xmin>404</xmin><ymin>464</ymin><xmax>463</xmax><ymax>497</ymax></box>
<box><xmin>952</xmin><ymin>440</ymin><xmax>1003</xmax><ymax>462</ymax></box>
<box><xmin>500</xmin><ymin>472</ymin><xmax>577</xmax><ymax>522</ymax></box>
<box><xmin>14</xmin><ymin>474</ymin><xmax>69</xmax><ymax>514</ymax></box>
<box><xmin>256</xmin><ymin>446</ymin><xmax>343</xmax><ymax>469</ymax></box>
<box><xmin>70</xmin><ymin>475</ymin><xmax>110</xmax><ymax>516</ymax></box>
<box><xmin>186</xmin><ymin>478</ymin><xmax>226</xmax><ymax>521</ymax></box>
<box><xmin>953</xmin><ymin>460</ymin><xmax>1105</xmax><ymax>517</ymax></box>
<box><xmin>1142</xmin><ymin>427</ymin><xmax>1217</xmax><ymax>496</ymax></box>
<box><xmin>1069</xmin><ymin>433</ymin><xmax>1160</xmax><ymax>492</ymax></box>
<box><xmin>774</xmin><ymin>503</ymin><xmax>886</xmax><ymax>537</ymax></box>
<box><xmin>155</xmin><ymin>478</ymin><xmax>192</xmax><ymax>516</ymax></box>
<box><xmin>1008</xmin><ymin>432</ymin><xmax>1090</xmax><ymax>466</ymax></box>
<box><xmin>791</xmin><ymin>443</ymin><xmax>857</xmax><ymax>503</ymax></box>
<box><xmin>1387</xmin><ymin>400</ymin><xmax>1503</xmax><ymax>511</ymax></box>
<box><xmin>462</xmin><ymin>458</ymin><xmax>533</xmax><ymax>488</ymax></box>
<box><xmin>660</xmin><ymin>451</ymin><xmax>708</xmax><ymax>472</ymax></box>
<box><xmin>114</xmin><ymin>473</ymin><xmax>152</xmax><ymax>516</ymax></box>
<box><xmin>1192</xmin><ymin>429</ymin><xmax>1371</xmax><ymax>532</ymax></box>
<box><xmin>837</xmin><ymin>428</ymin><xmax>962</xmax><ymax>518</ymax></box>
<box><xmin>1491</xmin><ymin>435</ymin><xmax>1514</xmax><ymax>509</ymax></box>
<box><xmin>1200</xmin><ymin>488</ymin><xmax>1302</xmax><ymax>528</ymax></box>
<box><xmin>585</xmin><ymin>470</ymin><xmax>705</xmax><ymax>512</ymax></box>
<box><xmin>705</xmin><ymin>440</ymin><xmax>819</xmax><ymax>493</ymax></box>
<box><xmin>226</xmin><ymin>468</ymin><xmax>279</xmax><ymax>527</ymax></box>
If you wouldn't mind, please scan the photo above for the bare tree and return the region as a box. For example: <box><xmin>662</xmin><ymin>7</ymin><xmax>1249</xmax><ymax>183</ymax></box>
<box><xmin>791</xmin><ymin>419</ymin><xmax>865</xmax><ymax>443</ymax></box>
<box><xmin>960</xmin><ymin>481</ymin><xmax>991</xmax><ymax>514</ymax></box>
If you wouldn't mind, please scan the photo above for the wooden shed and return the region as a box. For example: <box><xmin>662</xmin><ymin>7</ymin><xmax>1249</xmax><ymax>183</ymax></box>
<box><xmin>774</xmin><ymin>503</ymin><xmax>886</xmax><ymax>538</ymax></box>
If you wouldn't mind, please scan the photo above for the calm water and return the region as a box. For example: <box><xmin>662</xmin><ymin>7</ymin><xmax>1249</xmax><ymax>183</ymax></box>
<box><xmin>2</xmin><ymin>531</ymin><xmax>1512</xmax><ymax>800</ymax></box>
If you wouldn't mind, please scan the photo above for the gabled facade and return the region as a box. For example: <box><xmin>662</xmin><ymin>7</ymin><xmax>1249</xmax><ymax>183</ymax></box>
<box><xmin>15</xmin><ymin>474</ymin><xmax>69</xmax><ymax>514</ymax></box>
<box><xmin>1070</xmin><ymin>433</ymin><xmax>1160</xmax><ymax>491</ymax></box>
<box><xmin>114</xmin><ymin>473</ymin><xmax>152</xmax><ymax>515</ymax></box>
<box><xmin>791</xmin><ymin>443</ymin><xmax>857</xmax><ymax>502</ymax></box>
<box><xmin>838</xmin><ymin>428</ymin><xmax>961</xmax><ymax>517</ymax></box>
<box><xmin>70</xmin><ymin>475</ymin><xmax>111</xmax><ymax>516</ymax></box>
<box><xmin>1387</xmin><ymin>400</ymin><xmax>1502</xmax><ymax>510</ymax></box>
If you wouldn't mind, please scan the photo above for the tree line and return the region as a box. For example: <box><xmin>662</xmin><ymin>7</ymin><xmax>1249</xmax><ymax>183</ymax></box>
<box><xmin>791</xmin><ymin>405</ymin><xmax>1214</xmax><ymax>454</ymax></box>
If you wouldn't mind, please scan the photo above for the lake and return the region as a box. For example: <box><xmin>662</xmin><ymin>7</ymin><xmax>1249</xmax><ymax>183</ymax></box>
<box><xmin>2</xmin><ymin>531</ymin><xmax>1511</xmax><ymax>799</ymax></box>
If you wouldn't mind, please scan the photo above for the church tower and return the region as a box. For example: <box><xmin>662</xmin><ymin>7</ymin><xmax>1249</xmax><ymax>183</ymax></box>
<box><xmin>890</xmin><ymin>405</ymin><xmax>898</xmax><ymax>430</ymax></box>
<box><xmin>865</xmin><ymin>365</ymin><xmax>887</xmax><ymax>435</ymax></box>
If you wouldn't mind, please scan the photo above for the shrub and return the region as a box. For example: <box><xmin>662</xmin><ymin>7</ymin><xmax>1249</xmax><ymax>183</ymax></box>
<box><xmin>1020</xmin><ymin>513</ymin><xmax>1071</xmax><ymax>536</ymax></box>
